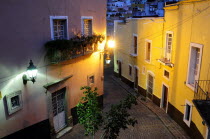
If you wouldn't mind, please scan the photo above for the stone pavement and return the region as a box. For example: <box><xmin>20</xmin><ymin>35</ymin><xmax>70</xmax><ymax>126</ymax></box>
<box><xmin>61</xmin><ymin>66</ymin><xmax>190</xmax><ymax>139</ymax></box>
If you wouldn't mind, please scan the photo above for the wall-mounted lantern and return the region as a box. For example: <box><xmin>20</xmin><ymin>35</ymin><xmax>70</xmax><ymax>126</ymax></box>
<box><xmin>22</xmin><ymin>60</ymin><xmax>38</xmax><ymax>85</ymax></box>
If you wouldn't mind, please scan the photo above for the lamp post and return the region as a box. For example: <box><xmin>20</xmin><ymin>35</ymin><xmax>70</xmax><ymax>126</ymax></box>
<box><xmin>22</xmin><ymin>60</ymin><xmax>38</xmax><ymax>85</ymax></box>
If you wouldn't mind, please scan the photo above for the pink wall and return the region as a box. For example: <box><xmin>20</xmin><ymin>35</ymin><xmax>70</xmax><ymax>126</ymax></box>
<box><xmin>0</xmin><ymin>0</ymin><xmax>106</xmax><ymax>137</ymax></box>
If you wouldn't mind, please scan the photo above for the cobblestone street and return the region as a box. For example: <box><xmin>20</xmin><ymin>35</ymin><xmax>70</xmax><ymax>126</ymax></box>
<box><xmin>61</xmin><ymin>66</ymin><xmax>190</xmax><ymax>139</ymax></box>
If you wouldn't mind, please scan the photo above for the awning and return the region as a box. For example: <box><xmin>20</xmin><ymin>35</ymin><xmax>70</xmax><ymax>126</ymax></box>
<box><xmin>43</xmin><ymin>75</ymin><xmax>73</xmax><ymax>89</ymax></box>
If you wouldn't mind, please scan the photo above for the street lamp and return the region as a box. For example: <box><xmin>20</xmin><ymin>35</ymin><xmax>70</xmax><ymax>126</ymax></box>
<box><xmin>105</xmin><ymin>39</ymin><xmax>115</xmax><ymax>65</ymax></box>
<box><xmin>22</xmin><ymin>60</ymin><xmax>38</xmax><ymax>85</ymax></box>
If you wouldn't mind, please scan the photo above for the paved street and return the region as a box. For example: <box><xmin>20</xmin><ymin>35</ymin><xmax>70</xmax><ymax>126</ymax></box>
<box><xmin>61</xmin><ymin>65</ymin><xmax>190</xmax><ymax>139</ymax></box>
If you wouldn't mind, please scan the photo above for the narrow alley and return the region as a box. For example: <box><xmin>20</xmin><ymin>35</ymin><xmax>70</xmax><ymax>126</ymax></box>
<box><xmin>61</xmin><ymin>65</ymin><xmax>190</xmax><ymax>139</ymax></box>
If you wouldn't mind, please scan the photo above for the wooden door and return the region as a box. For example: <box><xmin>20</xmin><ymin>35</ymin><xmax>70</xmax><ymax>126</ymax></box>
<box><xmin>162</xmin><ymin>85</ymin><xmax>168</xmax><ymax>111</ymax></box>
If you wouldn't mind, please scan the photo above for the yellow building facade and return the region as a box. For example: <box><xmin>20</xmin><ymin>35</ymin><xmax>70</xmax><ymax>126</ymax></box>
<box><xmin>114</xmin><ymin>0</ymin><xmax>210</xmax><ymax>138</ymax></box>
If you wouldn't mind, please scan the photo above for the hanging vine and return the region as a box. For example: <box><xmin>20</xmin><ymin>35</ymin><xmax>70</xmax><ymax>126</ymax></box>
<box><xmin>45</xmin><ymin>35</ymin><xmax>105</xmax><ymax>63</ymax></box>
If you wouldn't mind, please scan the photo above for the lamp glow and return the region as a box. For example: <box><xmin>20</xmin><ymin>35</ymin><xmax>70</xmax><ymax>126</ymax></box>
<box><xmin>107</xmin><ymin>40</ymin><xmax>115</xmax><ymax>48</ymax></box>
<box><xmin>23</xmin><ymin>60</ymin><xmax>37</xmax><ymax>84</ymax></box>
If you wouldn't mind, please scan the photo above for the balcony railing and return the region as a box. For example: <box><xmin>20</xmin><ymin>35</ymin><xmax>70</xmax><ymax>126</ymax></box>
<box><xmin>194</xmin><ymin>80</ymin><xmax>210</xmax><ymax>100</ymax></box>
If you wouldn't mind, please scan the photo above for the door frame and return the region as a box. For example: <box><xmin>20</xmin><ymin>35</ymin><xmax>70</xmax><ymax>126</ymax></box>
<box><xmin>134</xmin><ymin>66</ymin><xmax>139</xmax><ymax>91</ymax></box>
<box><xmin>51</xmin><ymin>87</ymin><xmax>68</xmax><ymax>133</ymax></box>
<box><xmin>205</xmin><ymin>127</ymin><xmax>210</xmax><ymax>139</ymax></box>
<box><xmin>160</xmin><ymin>82</ymin><xmax>169</xmax><ymax>113</ymax></box>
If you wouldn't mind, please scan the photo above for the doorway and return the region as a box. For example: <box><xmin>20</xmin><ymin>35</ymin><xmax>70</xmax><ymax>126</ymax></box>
<box><xmin>118</xmin><ymin>60</ymin><xmax>122</xmax><ymax>78</ymax></box>
<box><xmin>134</xmin><ymin>67</ymin><xmax>138</xmax><ymax>91</ymax></box>
<box><xmin>161</xmin><ymin>84</ymin><xmax>168</xmax><ymax>112</ymax></box>
<box><xmin>52</xmin><ymin>88</ymin><xmax>66</xmax><ymax>132</ymax></box>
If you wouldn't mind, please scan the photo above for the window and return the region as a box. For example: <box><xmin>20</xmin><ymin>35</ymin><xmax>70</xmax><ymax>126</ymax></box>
<box><xmin>50</xmin><ymin>16</ymin><xmax>68</xmax><ymax>40</ymax></box>
<box><xmin>183</xmin><ymin>100</ymin><xmax>192</xmax><ymax>127</ymax></box>
<box><xmin>129</xmin><ymin>65</ymin><xmax>132</xmax><ymax>76</ymax></box>
<box><xmin>165</xmin><ymin>32</ymin><xmax>173</xmax><ymax>61</ymax></box>
<box><xmin>82</xmin><ymin>16</ymin><xmax>93</xmax><ymax>36</ymax></box>
<box><xmin>131</xmin><ymin>34</ymin><xmax>138</xmax><ymax>56</ymax></box>
<box><xmin>134</xmin><ymin>36</ymin><xmax>137</xmax><ymax>54</ymax></box>
<box><xmin>145</xmin><ymin>40</ymin><xmax>151</xmax><ymax>62</ymax></box>
<box><xmin>187</xmin><ymin>43</ymin><xmax>203</xmax><ymax>88</ymax></box>
<box><xmin>147</xmin><ymin>73</ymin><xmax>154</xmax><ymax>94</ymax></box>
<box><xmin>164</xmin><ymin>70</ymin><xmax>170</xmax><ymax>79</ymax></box>
<box><xmin>88</xmin><ymin>75</ymin><xmax>95</xmax><ymax>86</ymax></box>
<box><xmin>6</xmin><ymin>90</ymin><xmax>23</xmax><ymax>115</ymax></box>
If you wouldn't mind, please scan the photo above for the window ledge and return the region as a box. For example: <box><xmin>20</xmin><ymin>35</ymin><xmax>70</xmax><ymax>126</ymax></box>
<box><xmin>130</xmin><ymin>53</ymin><xmax>137</xmax><ymax>57</ymax></box>
<box><xmin>157</xmin><ymin>58</ymin><xmax>174</xmax><ymax>67</ymax></box>
<box><xmin>186</xmin><ymin>83</ymin><xmax>195</xmax><ymax>91</ymax></box>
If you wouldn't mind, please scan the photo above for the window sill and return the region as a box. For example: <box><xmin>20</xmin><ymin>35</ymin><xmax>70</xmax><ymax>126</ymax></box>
<box><xmin>157</xmin><ymin>58</ymin><xmax>174</xmax><ymax>67</ymax></box>
<box><xmin>130</xmin><ymin>53</ymin><xmax>137</xmax><ymax>57</ymax></box>
<box><xmin>145</xmin><ymin>59</ymin><xmax>151</xmax><ymax>64</ymax></box>
<box><xmin>186</xmin><ymin>83</ymin><xmax>195</xmax><ymax>91</ymax></box>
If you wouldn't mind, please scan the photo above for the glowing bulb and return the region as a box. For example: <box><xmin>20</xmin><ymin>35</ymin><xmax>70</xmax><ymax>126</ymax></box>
<box><xmin>107</xmin><ymin>40</ymin><xmax>115</xmax><ymax>48</ymax></box>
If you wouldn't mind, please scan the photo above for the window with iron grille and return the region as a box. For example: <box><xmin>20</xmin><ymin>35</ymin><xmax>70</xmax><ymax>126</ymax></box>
<box><xmin>53</xmin><ymin>19</ymin><xmax>67</xmax><ymax>40</ymax></box>
<box><xmin>147</xmin><ymin>74</ymin><xmax>154</xmax><ymax>94</ymax></box>
<box><xmin>83</xmin><ymin>19</ymin><xmax>92</xmax><ymax>36</ymax></box>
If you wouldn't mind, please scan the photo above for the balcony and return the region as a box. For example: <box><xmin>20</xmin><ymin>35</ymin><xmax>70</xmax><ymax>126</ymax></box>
<box><xmin>157</xmin><ymin>58</ymin><xmax>174</xmax><ymax>67</ymax></box>
<box><xmin>193</xmin><ymin>80</ymin><xmax>210</xmax><ymax>127</ymax></box>
<box><xmin>45</xmin><ymin>35</ymin><xmax>104</xmax><ymax>63</ymax></box>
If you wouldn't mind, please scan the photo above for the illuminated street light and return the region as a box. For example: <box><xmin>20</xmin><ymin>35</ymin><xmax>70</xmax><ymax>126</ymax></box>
<box><xmin>22</xmin><ymin>60</ymin><xmax>38</xmax><ymax>84</ymax></box>
<box><xmin>107</xmin><ymin>40</ymin><xmax>115</xmax><ymax>48</ymax></box>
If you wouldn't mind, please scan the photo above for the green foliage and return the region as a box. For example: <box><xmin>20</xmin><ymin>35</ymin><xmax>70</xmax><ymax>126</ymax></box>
<box><xmin>45</xmin><ymin>35</ymin><xmax>105</xmax><ymax>63</ymax></box>
<box><xmin>77</xmin><ymin>86</ymin><xmax>102</xmax><ymax>136</ymax></box>
<box><xmin>102</xmin><ymin>94</ymin><xmax>138</xmax><ymax>139</ymax></box>
<box><xmin>77</xmin><ymin>86</ymin><xmax>138</xmax><ymax>139</ymax></box>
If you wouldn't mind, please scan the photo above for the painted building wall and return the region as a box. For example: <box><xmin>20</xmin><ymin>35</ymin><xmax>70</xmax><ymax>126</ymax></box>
<box><xmin>114</xmin><ymin>0</ymin><xmax>210</xmax><ymax>138</ymax></box>
<box><xmin>165</xmin><ymin>0</ymin><xmax>210</xmax><ymax>137</ymax></box>
<box><xmin>0</xmin><ymin>0</ymin><xmax>106</xmax><ymax>138</ymax></box>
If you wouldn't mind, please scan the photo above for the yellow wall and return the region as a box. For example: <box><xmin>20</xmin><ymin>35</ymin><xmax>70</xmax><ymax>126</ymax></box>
<box><xmin>114</xmin><ymin>0</ymin><xmax>210</xmax><ymax>137</ymax></box>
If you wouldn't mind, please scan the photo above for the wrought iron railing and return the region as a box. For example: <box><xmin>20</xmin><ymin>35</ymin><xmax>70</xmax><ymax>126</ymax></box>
<box><xmin>194</xmin><ymin>80</ymin><xmax>210</xmax><ymax>100</ymax></box>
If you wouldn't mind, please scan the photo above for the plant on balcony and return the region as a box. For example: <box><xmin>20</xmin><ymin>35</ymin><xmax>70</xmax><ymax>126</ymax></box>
<box><xmin>45</xmin><ymin>35</ymin><xmax>105</xmax><ymax>63</ymax></box>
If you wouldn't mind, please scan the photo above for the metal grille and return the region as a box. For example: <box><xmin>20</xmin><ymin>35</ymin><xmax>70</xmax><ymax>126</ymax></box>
<box><xmin>53</xmin><ymin>19</ymin><xmax>67</xmax><ymax>40</ymax></box>
<box><xmin>52</xmin><ymin>91</ymin><xmax>65</xmax><ymax>116</ymax></box>
<box><xmin>84</xmin><ymin>19</ymin><xmax>92</xmax><ymax>36</ymax></box>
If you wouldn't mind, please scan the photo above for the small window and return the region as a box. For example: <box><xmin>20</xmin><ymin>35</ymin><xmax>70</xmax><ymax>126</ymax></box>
<box><xmin>82</xmin><ymin>17</ymin><xmax>93</xmax><ymax>36</ymax></box>
<box><xmin>165</xmin><ymin>32</ymin><xmax>173</xmax><ymax>61</ymax></box>
<box><xmin>147</xmin><ymin>73</ymin><xmax>154</xmax><ymax>94</ymax></box>
<box><xmin>129</xmin><ymin>65</ymin><xmax>132</xmax><ymax>76</ymax></box>
<box><xmin>164</xmin><ymin>70</ymin><xmax>170</xmax><ymax>79</ymax></box>
<box><xmin>6</xmin><ymin>90</ymin><xmax>23</xmax><ymax>115</ymax></box>
<box><xmin>145</xmin><ymin>40</ymin><xmax>151</xmax><ymax>62</ymax></box>
<box><xmin>50</xmin><ymin>16</ymin><xmax>68</xmax><ymax>40</ymax></box>
<box><xmin>132</xmin><ymin>35</ymin><xmax>138</xmax><ymax>55</ymax></box>
<box><xmin>88</xmin><ymin>75</ymin><xmax>95</xmax><ymax>86</ymax></box>
<box><xmin>187</xmin><ymin>43</ymin><xmax>203</xmax><ymax>88</ymax></box>
<box><xmin>183</xmin><ymin>100</ymin><xmax>192</xmax><ymax>127</ymax></box>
